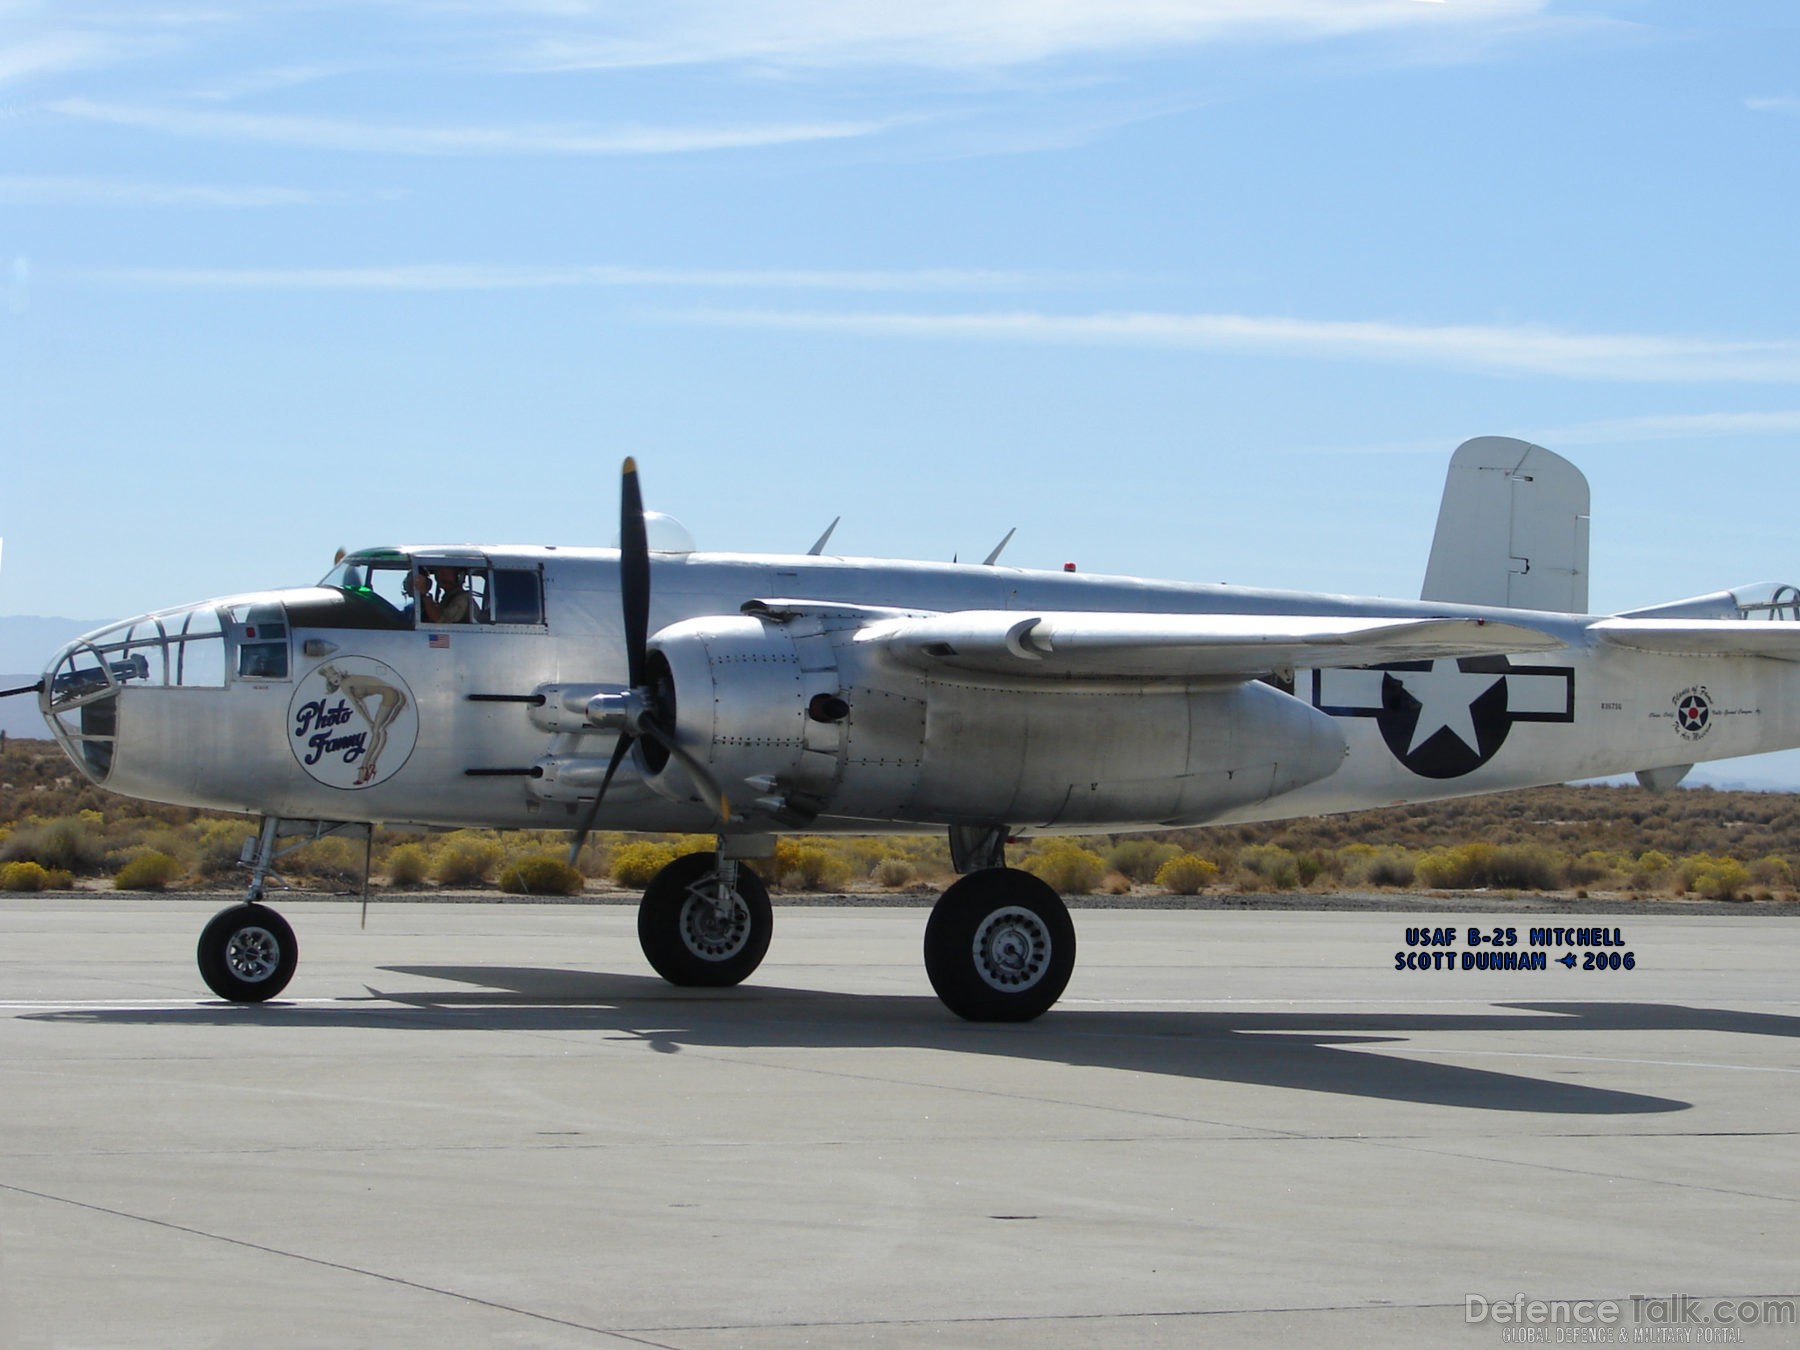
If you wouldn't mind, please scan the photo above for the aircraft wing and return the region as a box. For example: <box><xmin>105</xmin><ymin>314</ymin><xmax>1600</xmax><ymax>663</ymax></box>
<box><xmin>863</xmin><ymin>611</ymin><xmax>1563</xmax><ymax>681</ymax></box>
<box><xmin>1591</xmin><ymin>618</ymin><xmax>1800</xmax><ymax>661</ymax></box>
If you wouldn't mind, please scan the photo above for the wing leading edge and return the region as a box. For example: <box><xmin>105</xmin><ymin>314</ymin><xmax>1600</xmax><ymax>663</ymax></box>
<box><xmin>861</xmin><ymin>612</ymin><xmax>1564</xmax><ymax>681</ymax></box>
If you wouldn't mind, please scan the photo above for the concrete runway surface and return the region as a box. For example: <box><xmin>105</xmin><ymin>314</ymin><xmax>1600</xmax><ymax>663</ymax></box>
<box><xmin>1</xmin><ymin>897</ymin><xmax>1795</xmax><ymax>1348</ymax></box>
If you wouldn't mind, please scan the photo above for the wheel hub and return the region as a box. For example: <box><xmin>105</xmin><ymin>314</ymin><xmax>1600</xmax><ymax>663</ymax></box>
<box><xmin>679</xmin><ymin>885</ymin><xmax>750</xmax><ymax>961</ymax></box>
<box><xmin>225</xmin><ymin>926</ymin><xmax>281</xmax><ymax>983</ymax></box>
<box><xmin>971</xmin><ymin>906</ymin><xmax>1050</xmax><ymax>992</ymax></box>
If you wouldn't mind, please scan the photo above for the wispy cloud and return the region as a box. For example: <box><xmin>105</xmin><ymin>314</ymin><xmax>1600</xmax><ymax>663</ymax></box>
<box><xmin>1281</xmin><ymin>411</ymin><xmax>1800</xmax><ymax>459</ymax></box>
<box><xmin>189</xmin><ymin>62</ymin><xmax>365</xmax><ymax>103</ymax></box>
<box><xmin>1746</xmin><ymin>95</ymin><xmax>1800</xmax><ymax>116</ymax></box>
<box><xmin>1536</xmin><ymin>410</ymin><xmax>1800</xmax><ymax>444</ymax></box>
<box><xmin>662</xmin><ymin>307</ymin><xmax>1800</xmax><ymax>383</ymax></box>
<box><xmin>0</xmin><ymin>175</ymin><xmax>358</xmax><ymax>208</ymax></box>
<box><xmin>75</xmin><ymin>263</ymin><xmax>1064</xmax><ymax>292</ymax></box>
<box><xmin>503</xmin><ymin>0</ymin><xmax>1547</xmax><ymax>73</ymax></box>
<box><xmin>47</xmin><ymin>97</ymin><xmax>896</xmax><ymax>155</ymax></box>
<box><xmin>0</xmin><ymin>29</ymin><xmax>134</xmax><ymax>84</ymax></box>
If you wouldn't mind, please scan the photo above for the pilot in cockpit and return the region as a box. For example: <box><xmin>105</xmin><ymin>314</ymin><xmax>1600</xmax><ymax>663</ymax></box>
<box><xmin>417</xmin><ymin>566</ymin><xmax>473</xmax><ymax>624</ymax></box>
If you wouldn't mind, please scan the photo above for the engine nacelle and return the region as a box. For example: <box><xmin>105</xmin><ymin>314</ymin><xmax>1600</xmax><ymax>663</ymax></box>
<box><xmin>644</xmin><ymin>611</ymin><xmax>1348</xmax><ymax>829</ymax></box>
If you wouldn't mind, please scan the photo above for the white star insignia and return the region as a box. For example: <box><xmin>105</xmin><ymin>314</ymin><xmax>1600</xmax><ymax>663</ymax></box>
<box><xmin>1392</xmin><ymin>661</ymin><xmax>1504</xmax><ymax>756</ymax></box>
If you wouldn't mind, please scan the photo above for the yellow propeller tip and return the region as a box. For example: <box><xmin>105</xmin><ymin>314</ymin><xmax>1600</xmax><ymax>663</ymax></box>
<box><xmin>622</xmin><ymin>456</ymin><xmax>638</xmax><ymax>474</ymax></box>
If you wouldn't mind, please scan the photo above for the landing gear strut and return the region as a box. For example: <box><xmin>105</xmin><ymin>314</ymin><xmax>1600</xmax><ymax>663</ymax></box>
<box><xmin>637</xmin><ymin>851</ymin><xmax>773</xmax><ymax>987</ymax></box>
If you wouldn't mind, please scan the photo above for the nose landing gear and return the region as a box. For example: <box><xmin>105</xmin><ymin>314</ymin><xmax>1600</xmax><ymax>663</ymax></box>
<box><xmin>192</xmin><ymin>816</ymin><xmax>362</xmax><ymax>1003</ymax></box>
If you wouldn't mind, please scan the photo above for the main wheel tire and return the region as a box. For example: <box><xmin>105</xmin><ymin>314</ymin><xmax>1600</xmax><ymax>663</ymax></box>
<box><xmin>923</xmin><ymin>868</ymin><xmax>1076</xmax><ymax>1022</ymax></box>
<box><xmin>197</xmin><ymin>904</ymin><xmax>298</xmax><ymax>1002</ymax></box>
<box><xmin>638</xmin><ymin>853</ymin><xmax>772</xmax><ymax>987</ymax></box>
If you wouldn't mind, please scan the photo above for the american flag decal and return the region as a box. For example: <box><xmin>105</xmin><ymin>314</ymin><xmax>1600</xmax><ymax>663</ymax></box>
<box><xmin>428</xmin><ymin>633</ymin><xmax>450</xmax><ymax>649</ymax></box>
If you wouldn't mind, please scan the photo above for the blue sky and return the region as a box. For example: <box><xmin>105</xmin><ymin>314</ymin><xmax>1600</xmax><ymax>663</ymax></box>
<box><xmin>3</xmin><ymin>0</ymin><xmax>1799</xmax><ymax>632</ymax></box>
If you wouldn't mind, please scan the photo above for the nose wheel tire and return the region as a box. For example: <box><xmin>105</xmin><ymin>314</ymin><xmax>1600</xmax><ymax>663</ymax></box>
<box><xmin>638</xmin><ymin>852</ymin><xmax>772</xmax><ymax>987</ymax></box>
<box><xmin>197</xmin><ymin>903</ymin><xmax>298</xmax><ymax>1002</ymax></box>
<box><xmin>924</xmin><ymin>868</ymin><xmax>1076</xmax><ymax>1022</ymax></box>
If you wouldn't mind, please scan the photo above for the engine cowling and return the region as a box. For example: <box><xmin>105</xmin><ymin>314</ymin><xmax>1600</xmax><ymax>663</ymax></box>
<box><xmin>641</xmin><ymin>615</ymin><xmax>844</xmax><ymax>819</ymax></box>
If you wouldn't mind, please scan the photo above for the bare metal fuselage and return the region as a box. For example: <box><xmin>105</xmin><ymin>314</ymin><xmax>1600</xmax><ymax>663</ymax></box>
<box><xmin>40</xmin><ymin>548</ymin><xmax>1800</xmax><ymax>839</ymax></box>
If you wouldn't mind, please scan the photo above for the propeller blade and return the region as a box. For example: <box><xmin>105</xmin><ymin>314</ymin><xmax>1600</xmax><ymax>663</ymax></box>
<box><xmin>636</xmin><ymin>719</ymin><xmax>733</xmax><ymax>822</ymax></box>
<box><xmin>566</xmin><ymin>731</ymin><xmax>637</xmax><ymax>866</ymax></box>
<box><xmin>619</xmin><ymin>457</ymin><xmax>650</xmax><ymax>690</ymax></box>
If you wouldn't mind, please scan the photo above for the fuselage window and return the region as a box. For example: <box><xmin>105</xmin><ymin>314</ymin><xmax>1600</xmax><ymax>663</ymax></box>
<box><xmin>490</xmin><ymin>568</ymin><xmax>544</xmax><ymax>625</ymax></box>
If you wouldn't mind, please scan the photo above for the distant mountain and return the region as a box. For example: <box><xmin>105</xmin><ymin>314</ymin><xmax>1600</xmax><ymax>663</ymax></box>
<box><xmin>1</xmin><ymin>615</ymin><xmax>105</xmax><ymax>739</ymax></box>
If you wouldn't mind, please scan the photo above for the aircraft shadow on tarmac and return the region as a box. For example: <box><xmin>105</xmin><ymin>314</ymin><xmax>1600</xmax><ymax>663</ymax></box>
<box><xmin>35</xmin><ymin>963</ymin><xmax>1800</xmax><ymax>1116</ymax></box>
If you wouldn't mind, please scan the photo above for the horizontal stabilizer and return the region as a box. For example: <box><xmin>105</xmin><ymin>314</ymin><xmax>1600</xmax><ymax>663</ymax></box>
<box><xmin>866</xmin><ymin>611</ymin><xmax>1563</xmax><ymax>681</ymax></box>
<box><xmin>1591</xmin><ymin>618</ymin><xmax>1800</xmax><ymax>662</ymax></box>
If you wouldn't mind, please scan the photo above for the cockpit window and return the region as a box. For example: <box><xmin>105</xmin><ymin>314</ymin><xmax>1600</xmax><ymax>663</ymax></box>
<box><xmin>320</xmin><ymin>552</ymin><xmax>544</xmax><ymax>628</ymax></box>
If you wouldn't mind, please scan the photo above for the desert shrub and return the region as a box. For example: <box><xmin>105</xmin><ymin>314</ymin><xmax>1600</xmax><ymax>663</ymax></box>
<box><xmin>1105</xmin><ymin>839</ymin><xmax>1182</xmax><ymax>883</ymax></box>
<box><xmin>771</xmin><ymin>839</ymin><xmax>852</xmax><ymax>891</ymax></box>
<box><xmin>385</xmin><ymin>842</ymin><xmax>431</xmax><ymax>886</ymax></box>
<box><xmin>1022</xmin><ymin>840</ymin><xmax>1106</xmax><ymax>895</ymax></box>
<box><xmin>1564</xmin><ymin>850</ymin><xmax>1615</xmax><ymax>888</ymax></box>
<box><xmin>1677</xmin><ymin>854</ymin><xmax>1751</xmax><ymax>901</ymax></box>
<box><xmin>1155</xmin><ymin>853</ymin><xmax>1218</xmax><ymax>895</ymax></box>
<box><xmin>433</xmin><ymin>832</ymin><xmax>504</xmax><ymax>886</ymax></box>
<box><xmin>610</xmin><ymin>840</ymin><xmax>682</xmax><ymax>888</ymax></box>
<box><xmin>1632</xmin><ymin>850</ymin><xmax>1672</xmax><ymax>884</ymax></box>
<box><xmin>114</xmin><ymin>851</ymin><xmax>182</xmax><ymax>891</ymax></box>
<box><xmin>1237</xmin><ymin>844</ymin><xmax>1299</xmax><ymax>890</ymax></box>
<box><xmin>1487</xmin><ymin>844</ymin><xmax>1558</xmax><ymax>890</ymax></box>
<box><xmin>1750</xmin><ymin>855</ymin><xmax>1794</xmax><ymax>889</ymax></box>
<box><xmin>2</xmin><ymin>817</ymin><xmax>105</xmax><ymax>874</ymax></box>
<box><xmin>871</xmin><ymin>856</ymin><xmax>918</xmax><ymax>889</ymax></box>
<box><xmin>1</xmin><ymin>860</ymin><xmax>61</xmax><ymax>891</ymax></box>
<box><xmin>498</xmin><ymin>854</ymin><xmax>585</xmax><ymax>895</ymax></box>
<box><xmin>1416</xmin><ymin>842</ymin><xmax>1558</xmax><ymax>891</ymax></box>
<box><xmin>195</xmin><ymin>819</ymin><xmax>256</xmax><ymax>877</ymax></box>
<box><xmin>287</xmin><ymin>835</ymin><xmax>365</xmax><ymax>881</ymax></box>
<box><xmin>1416</xmin><ymin>843</ymin><xmax>1492</xmax><ymax>889</ymax></box>
<box><xmin>1347</xmin><ymin>848</ymin><xmax>1415</xmax><ymax>888</ymax></box>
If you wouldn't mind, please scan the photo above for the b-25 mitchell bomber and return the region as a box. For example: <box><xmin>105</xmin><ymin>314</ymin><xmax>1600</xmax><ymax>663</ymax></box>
<box><xmin>14</xmin><ymin>438</ymin><xmax>1800</xmax><ymax>1020</ymax></box>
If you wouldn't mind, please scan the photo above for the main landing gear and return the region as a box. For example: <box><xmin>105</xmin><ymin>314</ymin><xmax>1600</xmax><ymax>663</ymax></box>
<box><xmin>922</xmin><ymin>867</ymin><xmax>1075</xmax><ymax>1022</ymax></box>
<box><xmin>636</xmin><ymin>851</ymin><xmax>773</xmax><ymax>987</ymax></box>
<box><xmin>632</xmin><ymin>834</ymin><xmax>1076</xmax><ymax>1022</ymax></box>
